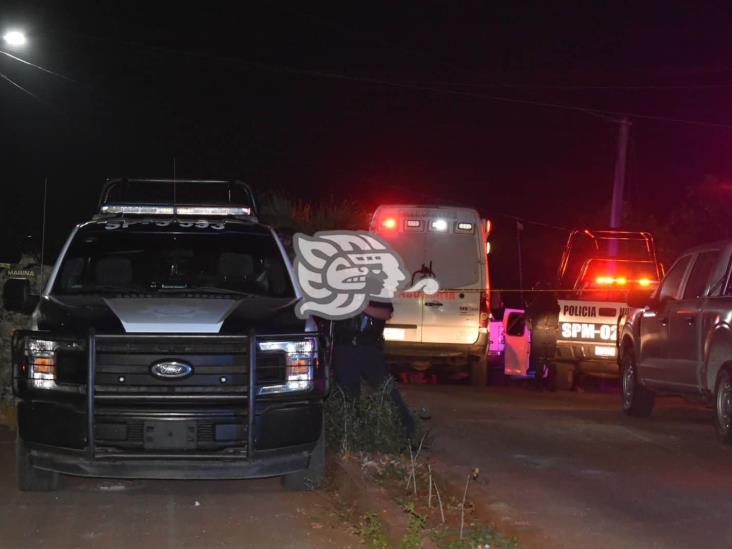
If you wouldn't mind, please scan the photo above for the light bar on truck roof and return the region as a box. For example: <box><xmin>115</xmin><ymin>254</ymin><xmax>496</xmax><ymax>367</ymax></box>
<box><xmin>100</xmin><ymin>205</ymin><xmax>252</xmax><ymax>217</ymax></box>
<box><xmin>381</xmin><ymin>217</ymin><xmax>397</xmax><ymax>230</ymax></box>
<box><xmin>594</xmin><ymin>275</ymin><xmax>656</xmax><ymax>287</ymax></box>
<box><xmin>430</xmin><ymin>219</ymin><xmax>448</xmax><ymax>232</ymax></box>
<box><xmin>176</xmin><ymin>206</ymin><xmax>252</xmax><ymax>216</ymax></box>
<box><xmin>100</xmin><ymin>205</ymin><xmax>175</xmax><ymax>215</ymax></box>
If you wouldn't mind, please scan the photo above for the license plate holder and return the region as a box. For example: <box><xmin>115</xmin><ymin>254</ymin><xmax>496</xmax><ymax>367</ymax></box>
<box><xmin>143</xmin><ymin>421</ymin><xmax>197</xmax><ymax>450</ymax></box>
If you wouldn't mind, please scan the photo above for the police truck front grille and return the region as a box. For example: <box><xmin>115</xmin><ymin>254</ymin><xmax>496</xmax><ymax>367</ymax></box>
<box><xmin>93</xmin><ymin>336</ymin><xmax>286</xmax><ymax>397</ymax></box>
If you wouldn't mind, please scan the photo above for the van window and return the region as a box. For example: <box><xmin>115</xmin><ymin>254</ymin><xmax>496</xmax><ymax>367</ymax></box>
<box><xmin>424</xmin><ymin>235</ymin><xmax>480</xmax><ymax>289</ymax></box>
<box><xmin>384</xmin><ymin>231</ymin><xmax>481</xmax><ymax>289</ymax></box>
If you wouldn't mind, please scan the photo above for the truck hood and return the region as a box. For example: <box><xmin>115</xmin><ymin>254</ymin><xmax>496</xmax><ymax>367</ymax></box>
<box><xmin>35</xmin><ymin>294</ymin><xmax>306</xmax><ymax>336</ymax></box>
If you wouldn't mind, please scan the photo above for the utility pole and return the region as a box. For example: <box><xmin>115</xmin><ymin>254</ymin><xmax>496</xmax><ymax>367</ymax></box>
<box><xmin>608</xmin><ymin>117</ymin><xmax>631</xmax><ymax>257</ymax></box>
<box><xmin>609</xmin><ymin>117</ymin><xmax>631</xmax><ymax>229</ymax></box>
<box><xmin>39</xmin><ymin>177</ymin><xmax>47</xmax><ymax>295</ymax></box>
<box><xmin>516</xmin><ymin>219</ymin><xmax>524</xmax><ymax>305</ymax></box>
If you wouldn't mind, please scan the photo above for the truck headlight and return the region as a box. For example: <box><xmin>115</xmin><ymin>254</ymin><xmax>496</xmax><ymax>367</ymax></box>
<box><xmin>18</xmin><ymin>337</ymin><xmax>83</xmax><ymax>391</ymax></box>
<box><xmin>257</xmin><ymin>338</ymin><xmax>317</xmax><ymax>395</ymax></box>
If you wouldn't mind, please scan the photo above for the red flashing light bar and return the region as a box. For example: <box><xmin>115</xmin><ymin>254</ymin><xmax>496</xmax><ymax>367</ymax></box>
<box><xmin>381</xmin><ymin>217</ymin><xmax>397</xmax><ymax>229</ymax></box>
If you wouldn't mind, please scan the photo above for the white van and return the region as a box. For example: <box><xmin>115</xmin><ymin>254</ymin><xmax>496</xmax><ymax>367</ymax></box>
<box><xmin>369</xmin><ymin>205</ymin><xmax>491</xmax><ymax>385</ymax></box>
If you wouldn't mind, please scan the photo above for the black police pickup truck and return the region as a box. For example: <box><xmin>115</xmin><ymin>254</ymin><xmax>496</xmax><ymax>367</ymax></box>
<box><xmin>3</xmin><ymin>179</ymin><xmax>328</xmax><ymax>491</ymax></box>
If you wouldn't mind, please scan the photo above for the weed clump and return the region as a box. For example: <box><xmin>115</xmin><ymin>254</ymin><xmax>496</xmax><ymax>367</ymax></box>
<box><xmin>325</xmin><ymin>379</ymin><xmax>425</xmax><ymax>455</ymax></box>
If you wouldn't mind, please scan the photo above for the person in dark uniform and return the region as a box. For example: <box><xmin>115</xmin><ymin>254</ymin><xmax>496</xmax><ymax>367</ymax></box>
<box><xmin>525</xmin><ymin>281</ymin><xmax>561</xmax><ymax>390</ymax></box>
<box><xmin>332</xmin><ymin>301</ymin><xmax>416</xmax><ymax>437</ymax></box>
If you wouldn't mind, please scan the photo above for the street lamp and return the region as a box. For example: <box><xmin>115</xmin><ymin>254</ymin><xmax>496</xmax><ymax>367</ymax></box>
<box><xmin>3</xmin><ymin>30</ymin><xmax>27</xmax><ymax>48</ymax></box>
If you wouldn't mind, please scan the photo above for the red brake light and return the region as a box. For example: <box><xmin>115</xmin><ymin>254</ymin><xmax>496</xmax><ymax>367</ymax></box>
<box><xmin>485</xmin><ymin>219</ymin><xmax>492</xmax><ymax>236</ymax></box>
<box><xmin>381</xmin><ymin>217</ymin><xmax>397</xmax><ymax>230</ymax></box>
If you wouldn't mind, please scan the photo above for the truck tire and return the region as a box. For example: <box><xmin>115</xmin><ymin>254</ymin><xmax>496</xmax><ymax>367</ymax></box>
<box><xmin>714</xmin><ymin>368</ymin><xmax>732</xmax><ymax>444</ymax></box>
<box><xmin>526</xmin><ymin>295</ymin><xmax>560</xmax><ymax>363</ymax></box>
<box><xmin>16</xmin><ymin>434</ymin><xmax>59</xmax><ymax>492</ymax></box>
<box><xmin>549</xmin><ymin>362</ymin><xmax>574</xmax><ymax>391</ymax></box>
<box><xmin>281</xmin><ymin>422</ymin><xmax>325</xmax><ymax>491</ymax></box>
<box><xmin>620</xmin><ymin>351</ymin><xmax>654</xmax><ymax>418</ymax></box>
<box><xmin>470</xmin><ymin>356</ymin><xmax>488</xmax><ymax>386</ymax></box>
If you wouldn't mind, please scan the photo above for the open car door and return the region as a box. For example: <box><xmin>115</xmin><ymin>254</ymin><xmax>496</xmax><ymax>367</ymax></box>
<box><xmin>503</xmin><ymin>308</ymin><xmax>531</xmax><ymax>376</ymax></box>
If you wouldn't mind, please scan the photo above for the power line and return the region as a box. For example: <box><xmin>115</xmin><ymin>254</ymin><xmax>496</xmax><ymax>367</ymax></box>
<box><xmin>493</xmin><ymin>212</ymin><xmax>572</xmax><ymax>233</ymax></box>
<box><xmin>442</xmin><ymin>79</ymin><xmax>732</xmax><ymax>91</ymax></box>
<box><xmin>0</xmin><ymin>49</ymin><xmax>77</xmax><ymax>83</ymax></box>
<box><xmin>46</xmin><ymin>30</ymin><xmax>732</xmax><ymax>131</ymax></box>
<box><xmin>259</xmin><ymin>66</ymin><xmax>732</xmax><ymax>129</ymax></box>
<box><xmin>0</xmin><ymin>70</ymin><xmax>53</xmax><ymax>109</ymax></box>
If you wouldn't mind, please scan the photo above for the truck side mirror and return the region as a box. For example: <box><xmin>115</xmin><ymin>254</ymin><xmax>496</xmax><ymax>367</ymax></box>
<box><xmin>3</xmin><ymin>278</ymin><xmax>39</xmax><ymax>314</ymax></box>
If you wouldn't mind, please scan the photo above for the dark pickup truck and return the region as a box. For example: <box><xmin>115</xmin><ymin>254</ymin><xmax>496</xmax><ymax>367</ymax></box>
<box><xmin>3</xmin><ymin>178</ymin><xmax>329</xmax><ymax>490</ymax></box>
<box><xmin>618</xmin><ymin>239</ymin><xmax>732</xmax><ymax>442</ymax></box>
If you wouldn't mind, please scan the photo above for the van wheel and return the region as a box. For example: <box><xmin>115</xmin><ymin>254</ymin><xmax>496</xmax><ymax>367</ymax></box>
<box><xmin>281</xmin><ymin>423</ymin><xmax>325</xmax><ymax>491</ymax></box>
<box><xmin>548</xmin><ymin>363</ymin><xmax>574</xmax><ymax>391</ymax></box>
<box><xmin>714</xmin><ymin>369</ymin><xmax>732</xmax><ymax>444</ymax></box>
<box><xmin>487</xmin><ymin>365</ymin><xmax>508</xmax><ymax>386</ymax></box>
<box><xmin>620</xmin><ymin>351</ymin><xmax>654</xmax><ymax>417</ymax></box>
<box><xmin>16</xmin><ymin>434</ymin><xmax>59</xmax><ymax>492</ymax></box>
<box><xmin>470</xmin><ymin>356</ymin><xmax>487</xmax><ymax>386</ymax></box>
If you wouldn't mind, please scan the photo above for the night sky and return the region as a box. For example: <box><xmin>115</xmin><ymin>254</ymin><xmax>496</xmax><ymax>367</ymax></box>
<box><xmin>2</xmin><ymin>1</ymin><xmax>732</xmax><ymax>291</ymax></box>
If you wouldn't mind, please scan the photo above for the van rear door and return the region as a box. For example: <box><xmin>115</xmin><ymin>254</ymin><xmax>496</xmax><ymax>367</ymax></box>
<box><xmin>371</xmin><ymin>210</ymin><xmax>425</xmax><ymax>344</ymax></box>
<box><xmin>371</xmin><ymin>206</ymin><xmax>485</xmax><ymax>346</ymax></box>
<box><xmin>420</xmin><ymin>212</ymin><xmax>483</xmax><ymax>345</ymax></box>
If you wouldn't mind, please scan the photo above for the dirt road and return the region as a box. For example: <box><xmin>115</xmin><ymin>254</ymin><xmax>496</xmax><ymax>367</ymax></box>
<box><xmin>403</xmin><ymin>384</ymin><xmax>732</xmax><ymax>549</ymax></box>
<box><xmin>0</xmin><ymin>426</ymin><xmax>357</xmax><ymax>549</ymax></box>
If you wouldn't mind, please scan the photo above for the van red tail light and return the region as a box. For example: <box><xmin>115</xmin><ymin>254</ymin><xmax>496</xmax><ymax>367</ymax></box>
<box><xmin>480</xmin><ymin>291</ymin><xmax>490</xmax><ymax>328</ymax></box>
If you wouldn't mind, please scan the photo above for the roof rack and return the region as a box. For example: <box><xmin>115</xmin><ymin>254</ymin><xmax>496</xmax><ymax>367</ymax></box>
<box><xmin>95</xmin><ymin>178</ymin><xmax>259</xmax><ymax>221</ymax></box>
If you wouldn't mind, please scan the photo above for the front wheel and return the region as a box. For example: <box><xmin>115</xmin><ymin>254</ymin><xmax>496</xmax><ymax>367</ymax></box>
<box><xmin>16</xmin><ymin>434</ymin><xmax>59</xmax><ymax>492</ymax></box>
<box><xmin>281</xmin><ymin>423</ymin><xmax>325</xmax><ymax>491</ymax></box>
<box><xmin>714</xmin><ymin>369</ymin><xmax>732</xmax><ymax>444</ymax></box>
<box><xmin>620</xmin><ymin>351</ymin><xmax>654</xmax><ymax>417</ymax></box>
<box><xmin>548</xmin><ymin>362</ymin><xmax>574</xmax><ymax>391</ymax></box>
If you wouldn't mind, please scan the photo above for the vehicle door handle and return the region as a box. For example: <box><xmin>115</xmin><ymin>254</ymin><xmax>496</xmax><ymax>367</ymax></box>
<box><xmin>425</xmin><ymin>302</ymin><xmax>443</xmax><ymax>307</ymax></box>
<box><xmin>676</xmin><ymin>310</ymin><xmax>696</xmax><ymax>326</ymax></box>
<box><xmin>660</xmin><ymin>318</ymin><xmax>668</xmax><ymax>327</ymax></box>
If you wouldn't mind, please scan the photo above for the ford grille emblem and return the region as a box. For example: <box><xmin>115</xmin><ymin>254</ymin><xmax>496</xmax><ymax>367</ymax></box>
<box><xmin>150</xmin><ymin>360</ymin><xmax>193</xmax><ymax>380</ymax></box>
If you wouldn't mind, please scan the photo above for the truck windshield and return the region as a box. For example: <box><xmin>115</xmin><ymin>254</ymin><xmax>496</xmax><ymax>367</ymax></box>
<box><xmin>52</xmin><ymin>230</ymin><xmax>294</xmax><ymax>298</ymax></box>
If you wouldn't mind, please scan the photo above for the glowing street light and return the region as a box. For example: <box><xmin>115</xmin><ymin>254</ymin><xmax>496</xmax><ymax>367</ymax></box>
<box><xmin>3</xmin><ymin>30</ymin><xmax>27</xmax><ymax>48</ymax></box>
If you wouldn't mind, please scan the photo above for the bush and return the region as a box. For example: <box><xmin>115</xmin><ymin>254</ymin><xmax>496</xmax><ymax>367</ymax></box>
<box><xmin>258</xmin><ymin>192</ymin><xmax>370</xmax><ymax>233</ymax></box>
<box><xmin>325</xmin><ymin>378</ymin><xmax>425</xmax><ymax>455</ymax></box>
